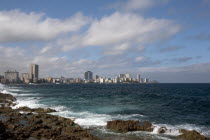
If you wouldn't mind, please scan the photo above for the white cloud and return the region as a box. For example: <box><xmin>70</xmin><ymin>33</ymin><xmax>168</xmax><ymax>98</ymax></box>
<box><xmin>110</xmin><ymin>0</ymin><xmax>169</xmax><ymax>12</ymax></box>
<box><xmin>60</xmin><ymin>12</ymin><xmax>180</xmax><ymax>56</ymax></box>
<box><xmin>0</xmin><ymin>10</ymin><xmax>90</xmax><ymax>43</ymax></box>
<box><xmin>103</xmin><ymin>43</ymin><xmax>130</xmax><ymax>55</ymax></box>
<box><xmin>135</xmin><ymin>56</ymin><xmax>147</xmax><ymax>62</ymax></box>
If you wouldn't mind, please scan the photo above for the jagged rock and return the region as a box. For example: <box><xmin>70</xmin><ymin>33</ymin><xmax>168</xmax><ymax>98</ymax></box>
<box><xmin>0</xmin><ymin>92</ymin><xmax>100</xmax><ymax>140</ymax></box>
<box><xmin>0</xmin><ymin>93</ymin><xmax>16</xmax><ymax>102</ymax></box>
<box><xmin>178</xmin><ymin>129</ymin><xmax>210</xmax><ymax>140</ymax></box>
<box><xmin>107</xmin><ymin>120</ymin><xmax>153</xmax><ymax>133</ymax></box>
<box><xmin>18</xmin><ymin>106</ymin><xmax>56</xmax><ymax>113</ymax></box>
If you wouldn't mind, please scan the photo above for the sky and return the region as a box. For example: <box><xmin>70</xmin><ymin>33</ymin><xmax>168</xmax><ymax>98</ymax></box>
<box><xmin>0</xmin><ymin>0</ymin><xmax>210</xmax><ymax>83</ymax></box>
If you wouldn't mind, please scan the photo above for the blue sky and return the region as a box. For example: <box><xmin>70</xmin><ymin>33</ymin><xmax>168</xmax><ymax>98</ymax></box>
<box><xmin>0</xmin><ymin>0</ymin><xmax>210</xmax><ymax>83</ymax></box>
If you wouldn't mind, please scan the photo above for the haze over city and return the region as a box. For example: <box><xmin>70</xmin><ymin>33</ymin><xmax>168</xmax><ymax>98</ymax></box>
<box><xmin>0</xmin><ymin>0</ymin><xmax>210</xmax><ymax>83</ymax></box>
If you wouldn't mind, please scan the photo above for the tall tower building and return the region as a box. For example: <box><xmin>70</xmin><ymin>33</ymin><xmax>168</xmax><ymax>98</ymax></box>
<box><xmin>30</xmin><ymin>64</ymin><xmax>39</xmax><ymax>83</ymax></box>
<box><xmin>137</xmin><ymin>74</ymin><xmax>141</xmax><ymax>83</ymax></box>
<box><xmin>84</xmin><ymin>71</ymin><xmax>93</xmax><ymax>81</ymax></box>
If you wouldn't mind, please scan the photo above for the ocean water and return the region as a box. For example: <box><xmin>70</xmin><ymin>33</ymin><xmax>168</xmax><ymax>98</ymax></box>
<box><xmin>0</xmin><ymin>83</ymin><xmax>210</xmax><ymax>140</ymax></box>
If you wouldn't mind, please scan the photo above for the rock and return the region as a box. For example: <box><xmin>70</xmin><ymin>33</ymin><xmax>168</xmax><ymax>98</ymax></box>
<box><xmin>0</xmin><ymin>93</ymin><xmax>16</xmax><ymax>102</ymax></box>
<box><xmin>34</xmin><ymin>107</ymin><xmax>56</xmax><ymax>113</ymax></box>
<box><xmin>0</xmin><ymin>93</ymin><xmax>100</xmax><ymax>140</ymax></box>
<box><xmin>17</xmin><ymin>106</ymin><xmax>32</xmax><ymax>112</ymax></box>
<box><xmin>0</xmin><ymin>121</ymin><xmax>6</xmax><ymax>132</ymax></box>
<box><xmin>178</xmin><ymin>129</ymin><xmax>210</xmax><ymax>140</ymax></box>
<box><xmin>158</xmin><ymin>127</ymin><xmax>167</xmax><ymax>133</ymax></box>
<box><xmin>0</xmin><ymin>121</ymin><xmax>15</xmax><ymax>139</ymax></box>
<box><xmin>107</xmin><ymin>120</ymin><xmax>153</xmax><ymax>133</ymax></box>
<box><xmin>0</xmin><ymin>106</ymin><xmax>15</xmax><ymax>113</ymax></box>
<box><xmin>18</xmin><ymin>106</ymin><xmax>56</xmax><ymax>113</ymax></box>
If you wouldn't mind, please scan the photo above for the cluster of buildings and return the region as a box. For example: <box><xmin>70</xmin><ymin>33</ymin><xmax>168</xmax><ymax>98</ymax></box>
<box><xmin>83</xmin><ymin>71</ymin><xmax>156</xmax><ymax>84</ymax></box>
<box><xmin>0</xmin><ymin>64</ymin><xmax>158</xmax><ymax>84</ymax></box>
<box><xmin>0</xmin><ymin>64</ymin><xmax>39</xmax><ymax>84</ymax></box>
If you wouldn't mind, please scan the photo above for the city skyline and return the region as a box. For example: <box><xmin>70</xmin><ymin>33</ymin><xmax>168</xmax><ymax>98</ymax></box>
<box><xmin>0</xmin><ymin>0</ymin><xmax>210</xmax><ymax>83</ymax></box>
<box><xmin>0</xmin><ymin>64</ymin><xmax>155</xmax><ymax>84</ymax></box>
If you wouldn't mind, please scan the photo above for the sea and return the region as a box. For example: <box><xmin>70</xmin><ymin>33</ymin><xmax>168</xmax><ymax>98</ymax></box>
<box><xmin>0</xmin><ymin>83</ymin><xmax>210</xmax><ymax>140</ymax></box>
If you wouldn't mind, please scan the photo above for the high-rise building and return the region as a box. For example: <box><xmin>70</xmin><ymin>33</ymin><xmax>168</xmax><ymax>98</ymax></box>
<box><xmin>30</xmin><ymin>64</ymin><xmax>39</xmax><ymax>83</ymax></box>
<box><xmin>137</xmin><ymin>74</ymin><xmax>141</xmax><ymax>83</ymax></box>
<box><xmin>5</xmin><ymin>70</ymin><xmax>19</xmax><ymax>83</ymax></box>
<box><xmin>84</xmin><ymin>71</ymin><xmax>93</xmax><ymax>81</ymax></box>
<box><xmin>95</xmin><ymin>75</ymin><xmax>99</xmax><ymax>80</ymax></box>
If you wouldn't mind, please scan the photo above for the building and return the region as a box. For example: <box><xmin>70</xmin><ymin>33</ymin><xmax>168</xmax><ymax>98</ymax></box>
<box><xmin>84</xmin><ymin>71</ymin><xmax>93</xmax><ymax>81</ymax></box>
<box><xmin>4</xmin><ymin>70</ymin><xmax>19</xmax><ymax>83</ymax></box>
<box><xmin>95</xmin><ymin>75</ymin><xmax>99</xmax><ymax>80</ymax></box>
<box><xmin>125</xmin><ymin>73</ymin><xmax>131</xmax><ymax>78</ymax></box>
<box><xmin>119</xmin><ymin>74</ymin><xmax>125</xmax><ymax>78</ymax></box>
<box><xmin>99</xmin><ymin>77</ymin><xmax>105</xmax><ymax>83</ymax></box>
<box><xmin>75</xmin><ymin>78</ymin><xmax>83</xmax><ymax>83</ymax></box>
<box><xmin>0</xmin><ymin>75</ymin><xmax>4</xmax><ymax>83</ymax></box>
<box><xmin>21</xmin><ymin>73</ymin><xmax>30</xmax><ymax>83</ymax></box>
<box><xmin>144</xmin><ymin>78</ymin><xmax>149</xmax><ymax>83</ymax></box>
<box><xmin>137</xmin><ymin>74</ymin><xmax>141</xmax><ymax>83</ymax></box>
<box><xmin>30</xmin><ymin>64</ymin><xmax>39</xmax><ymax>83</ymax></box>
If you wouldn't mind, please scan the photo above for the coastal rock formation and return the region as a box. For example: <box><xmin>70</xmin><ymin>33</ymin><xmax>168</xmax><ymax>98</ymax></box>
<box><xmin>0</xmin><ymin>92</ymin><xmax>16</xmax><ymax>107</ymax></box>
<box><xmin>0</xmin><ymin>92</ymin><xmax>100</xmax><ymax>140</ymax></box>
<box><xmin>178</xmin><ymin>129</ymin><xmax>210</xmax><ymax>140</ymax></box>
<box><xmin>106</xmin><ymin>120</ymin><xmax>153</xmax><ymax>133</ymax></box>
<box><xmin>18</xmin><ymin>106</ymin><xmax>56</xmax><ymax>113</ymax></box>
<box><xmin>1</xmin><ymin>110</ymin><xmax>100</xmax><ymax>140</ymax></box>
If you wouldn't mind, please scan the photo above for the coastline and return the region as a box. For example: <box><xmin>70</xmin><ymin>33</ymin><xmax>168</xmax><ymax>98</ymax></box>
<box><xmin>1</xmin><ymin>84</ymin><xmax>210</xmax><ymax>140</ymax></box>
<box><xmin>0</xmin><ymin>92</ymin><xmax>100</xmax><ymax>140</ymax></box>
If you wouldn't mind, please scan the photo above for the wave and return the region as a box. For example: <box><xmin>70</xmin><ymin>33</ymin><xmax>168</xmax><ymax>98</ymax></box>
<box><xmin>3</xmin><ymin>84</ymin><xmax>210</xmax><ymax>139</ymax></box>
<box><xmin>12</xmin><ymin>97</ymin><xmax>47</xmax><ymax>109</ymax></box>
<box><xmin>151</xmin><ymin>123</ymin><xmax>210</xmax><ymax>137</ymax></box>
<box><xmin>0</xmin><ymin>83</ymin><xmax>6</xmax><ymax>92</ymax></box>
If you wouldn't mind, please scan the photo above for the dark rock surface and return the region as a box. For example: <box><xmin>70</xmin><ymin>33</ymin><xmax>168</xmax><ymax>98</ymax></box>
<box><xmin>0</xmin><ymin>92</ymin><xmax>100</xmax><ymax>140</ymax></box>
<box><xmin>178</xmin><ymin>129</ymin><xmax>210</xmax><ymax>140</ymax></box>
<box><xmin>107</xmin><ymin>120</ymin><xmax>153</xmax><ymax>133</ymax></box>
<box><xmin>18</xmin><ymin>106</ymin><xmax>56</xmax><ymax>113</ymax></box>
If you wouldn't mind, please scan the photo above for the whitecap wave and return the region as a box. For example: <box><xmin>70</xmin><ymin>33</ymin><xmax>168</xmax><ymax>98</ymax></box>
<box><xmin>12</xmin><ymin>97</ymin><xmax>47</xmax><ymax>109</ymax></box>
<box><xmin>151</xmin><ymin>123</ymin><xmax>210</xmax><ymax>137</ymax></box>
<box><xmin>1</xmin><ymin>89</ymin><xmax>18</xmax><ymax>96</ymax></box>
<box><xmin>0</xmin><ymin>83</ymin><xmax>5</xmax><ymax>91</ymax></box>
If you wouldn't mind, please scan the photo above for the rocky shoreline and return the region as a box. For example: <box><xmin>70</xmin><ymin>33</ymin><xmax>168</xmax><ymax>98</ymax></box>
<box><xmin>0</xmin><ymin>92</ymin><xmax>100</xmax><ymax>140</ymax></box>
<box><xmin>0</xmin><ymin>92</ymin><xmax>210</xmax><ymax>140</ymax></box>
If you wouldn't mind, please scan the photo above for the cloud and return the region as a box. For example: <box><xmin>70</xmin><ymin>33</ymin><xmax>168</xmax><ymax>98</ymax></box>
<box><xmin>0</xmin><ymin>10</ymin><xmax>90</xmax><ymax>43</ymax></box>
<box><xmin>60</xmin><ymin>12</ymin><xmax>180</xmax><ymax>56</ymax></box>
<box><xmin>135</xmin><ymin>56</ymin><xmax>147</xmax><ymax>62</ymax></box>
<box><xmin>0</xmin><ymin>46</ymin><xmax>31</xmax><ymax>73</ymax></box>
<box><xmin>188</xmin><ymin>33</ymin><xmax>210</xmax><ymax>41</ymax></box>
<box><xmin>138</xmin><ymin>62</ymin><xmax>210</xmax><ymax>83</ymax></box>
<box><xmin>109</xmin><ymin>0</ymin><xmax>168</xmax><ymax>12</ymax></box>
<box><xmin>160</xmin><ymin>45</ymin><xmax>184</xmax><ymax>52</ymax></box>
<box><xmin>173</xmin><ymin>57</ymin><xmax>193</xmax><ymax>63</ymax></box>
